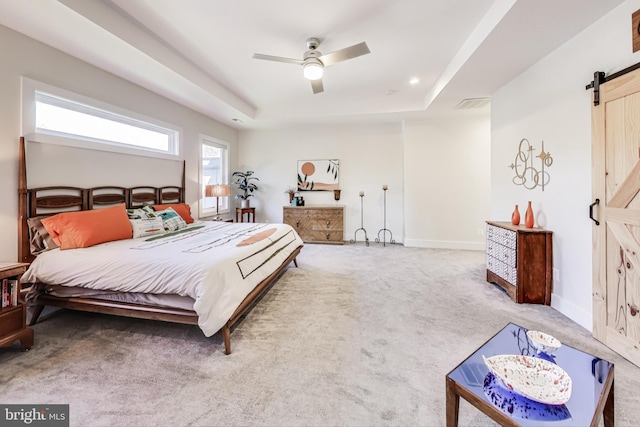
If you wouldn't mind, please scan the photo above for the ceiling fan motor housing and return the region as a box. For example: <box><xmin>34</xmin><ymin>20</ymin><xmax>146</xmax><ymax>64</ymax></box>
<box><xmin>303</xmin><ymin>49</ymin><xmax>322</xmax><ymax>61</ymax></box>
<box><xmin>306</xmin><ymin>37</ymin><xmax>320</xmax><ymax>50</ymax></box>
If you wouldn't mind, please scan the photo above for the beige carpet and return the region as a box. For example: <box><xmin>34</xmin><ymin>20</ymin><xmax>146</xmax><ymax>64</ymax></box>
<box><xmin>1</xmin><ymin>243</ymin><xmax>639</xmax><ymax>427</ymax></box>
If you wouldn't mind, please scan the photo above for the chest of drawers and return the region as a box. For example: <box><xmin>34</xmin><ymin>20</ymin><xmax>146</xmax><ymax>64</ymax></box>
<box><xmin>283</xmin><ymin>205</ymin><xmax>344</xmax><ymax>244</ymax></box>
<box><xmin>485</xmin><ymin>221</ymin><xmax>553</xmax><ymax>304</ymax></box>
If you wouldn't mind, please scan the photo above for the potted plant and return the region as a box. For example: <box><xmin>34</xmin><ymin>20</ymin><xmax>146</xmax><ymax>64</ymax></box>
<box><xmin>284</xmin><ymin>186</ymin><xmax>298</xmax><ymax>204</ymax></box>
<box><xmin>232</xmin><ymin>170</ymin><xmax>259</xmax><ymax>208</ymax></box>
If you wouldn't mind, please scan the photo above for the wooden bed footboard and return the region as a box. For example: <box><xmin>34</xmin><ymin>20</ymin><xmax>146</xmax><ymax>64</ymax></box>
<box><xmin>28</xmin><ymin>246</ymin><xmax>300</xmax><ymax>354</ymax></box>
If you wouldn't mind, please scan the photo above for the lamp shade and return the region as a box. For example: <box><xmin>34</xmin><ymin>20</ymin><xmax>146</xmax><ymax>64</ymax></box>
<box><xmin>205</xmin><ymin>184</ymin><xmax>230</xmax><ymax>197</ymax></box>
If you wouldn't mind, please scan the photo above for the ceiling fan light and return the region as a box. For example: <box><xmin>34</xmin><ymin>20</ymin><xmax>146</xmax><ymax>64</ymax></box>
<box><xmin>303</xmin><ymin>62</ymin><xmax>323</xmax><ymax>80</ymax></box>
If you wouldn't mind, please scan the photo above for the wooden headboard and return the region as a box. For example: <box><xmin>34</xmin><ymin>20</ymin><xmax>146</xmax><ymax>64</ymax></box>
<box><xmin>18</xmin><ymin>137</ymin><xmax>186</xmax><ymax>263</ymax></box>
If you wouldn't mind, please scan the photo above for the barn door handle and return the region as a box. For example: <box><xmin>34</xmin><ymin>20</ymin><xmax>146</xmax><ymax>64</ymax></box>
<box><xmin>589</xmin><ymin>199</ymin><xmax>600</xmax><ymax>226</ymax></box>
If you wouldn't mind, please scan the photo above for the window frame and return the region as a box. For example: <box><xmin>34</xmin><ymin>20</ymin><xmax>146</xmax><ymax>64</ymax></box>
<box><xmin>21</xmin><ymin>77</ymin><xmax>182</xmax><ymax>160</ymax></box>
<box><xmin>199</xmin><ymin>134</ymin><xmax>230</xmax><ymax>218</ymax></box>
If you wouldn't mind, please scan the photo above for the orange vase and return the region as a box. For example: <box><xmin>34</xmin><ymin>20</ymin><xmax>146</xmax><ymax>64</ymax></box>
<box><xmin>511</xmin><ymin>205</ymin><xmax>520</xmax><ymax>225</ymax></box>
<box><xmin>525</xmin><ymin>201</ymin><xmax>534</xmax><ymax>228</ymax></box>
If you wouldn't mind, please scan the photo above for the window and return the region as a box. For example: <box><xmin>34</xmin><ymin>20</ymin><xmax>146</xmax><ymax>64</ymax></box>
<box><xmin>200</xmin><ymin>135</ymin><xmax>230</xmax><ymax>217</ymax></box>
<box><xmin>22</xmin><ymin>77</ymin><xmax>181</xmax><ymax>160</ymax></box>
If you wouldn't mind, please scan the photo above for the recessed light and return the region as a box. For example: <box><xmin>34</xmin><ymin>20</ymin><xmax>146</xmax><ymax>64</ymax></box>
<box><xmin>385</xmin><ymin>90</ymin><xmax>396</xmax><ymax>95</ymax></box>
<box><xmin>409</xmin><ymin>77</ymin><xmax>420</xmax><ymax>85</ymax></box>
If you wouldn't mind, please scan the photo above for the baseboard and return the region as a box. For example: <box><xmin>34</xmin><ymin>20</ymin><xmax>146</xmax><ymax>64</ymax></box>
<box><xmin>404</xmin><ymin>239</ymin><xmax>485</xmax><ymax>251</ymax></box>
<box><xmin>551</xmin><ymin>293</ymin><xmax>592</xmax><ymax>332</ymax></box>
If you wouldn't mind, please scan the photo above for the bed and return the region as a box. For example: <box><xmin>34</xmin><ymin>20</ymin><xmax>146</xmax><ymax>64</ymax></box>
<box><xmin>17</xmin><ymin>137</ymin><xmax>303</xmax><ymax>354</ymax></box>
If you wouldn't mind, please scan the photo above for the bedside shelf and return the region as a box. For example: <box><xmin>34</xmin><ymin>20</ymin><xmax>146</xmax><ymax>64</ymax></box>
<box><xmin>0</xmin><ymin>262</ymin><xmax>33</xmax><ymax>350</ymax></box>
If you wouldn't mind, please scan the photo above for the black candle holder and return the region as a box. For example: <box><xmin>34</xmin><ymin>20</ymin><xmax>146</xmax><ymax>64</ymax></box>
<box><xmin>350</xmin><ymin>193</ymin><xmax>369</xmax><ymax>246</ymax></box>
<box><xmin>375</xmin><ymin>186</ymin><xmax>395</xmax><ymax>247</ymax></box>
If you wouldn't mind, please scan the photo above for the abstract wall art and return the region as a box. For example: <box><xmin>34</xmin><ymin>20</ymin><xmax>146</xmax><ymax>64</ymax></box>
<box><xmin>297</xmin><ymin>159</ymin><xmax>339</xmax><ymax>191</ymax></box>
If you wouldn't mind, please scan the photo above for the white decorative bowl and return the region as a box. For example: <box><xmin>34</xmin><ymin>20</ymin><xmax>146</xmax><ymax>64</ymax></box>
<box><xmin>527</xmin><ymin>330</ymin><xmax>562</xmax><ymax>355</ymax></box>
<box><xmin>483</xmin><ymin>354</ymin><xmax>572</xmax><ymax>405</ymax></box>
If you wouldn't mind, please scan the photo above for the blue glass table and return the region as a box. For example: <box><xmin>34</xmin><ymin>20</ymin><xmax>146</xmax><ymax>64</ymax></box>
<box><xmin>446</xmin><ymin>322</ymin><xmax>614</xmax><ymax>426</ymax></box>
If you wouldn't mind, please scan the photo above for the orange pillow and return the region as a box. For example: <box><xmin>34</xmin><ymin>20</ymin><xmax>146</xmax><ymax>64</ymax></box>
<box><xmin>41</xmin><ymin>204</ymin><xmax>133</xmax><ymax>250</ymax></box>
<box><xmin>153</xmin><ymin>203</ymin><xmax>194</xmax><ymax>224</ymax></box>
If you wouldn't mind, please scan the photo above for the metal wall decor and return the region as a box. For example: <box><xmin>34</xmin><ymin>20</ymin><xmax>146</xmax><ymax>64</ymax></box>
<box><xmin>509</xmin><ymin>138</ymin><xmax>553</xmax><ymax>191</ymax></box>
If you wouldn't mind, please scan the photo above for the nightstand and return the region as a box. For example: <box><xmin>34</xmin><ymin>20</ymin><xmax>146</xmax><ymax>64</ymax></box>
<box><xmin>0</xmin><ymin>262</ymin><xmax>33</xmax><ymax>350</ymax></box>
<box><xmin>236</xmin><ymin>207</ymin><xmax>256</xmax><ymax>223</ymax></box>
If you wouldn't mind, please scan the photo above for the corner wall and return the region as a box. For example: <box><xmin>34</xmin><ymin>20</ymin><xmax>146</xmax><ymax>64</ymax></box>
<box><xmin>403</xmin><ymin>112</ymin><xmax>491</xmax><ymax>250</ymax></box>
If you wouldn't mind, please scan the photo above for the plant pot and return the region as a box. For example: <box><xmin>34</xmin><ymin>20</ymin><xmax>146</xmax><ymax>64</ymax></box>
<box><xmin>241</xmin><ymin>199</ymin><xmax>250</xmax><ymax>209</ymax></box>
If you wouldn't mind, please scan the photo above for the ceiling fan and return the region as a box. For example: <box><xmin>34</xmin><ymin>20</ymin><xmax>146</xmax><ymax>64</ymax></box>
<box><xmin>253</xmin><ymin>37</ymin><xmax>370</xmax><ymax>94</ymax></box>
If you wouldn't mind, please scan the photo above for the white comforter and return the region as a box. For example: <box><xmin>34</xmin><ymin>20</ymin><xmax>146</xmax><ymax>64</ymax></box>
<box><xmin>21</xmin><ymin>221</ymin><xmax>303</xmax><ymax>337</ymax></box>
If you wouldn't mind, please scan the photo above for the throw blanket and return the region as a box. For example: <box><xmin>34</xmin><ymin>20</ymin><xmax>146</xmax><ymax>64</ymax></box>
<box><xmin>21</xmin><ymin>222</ymin><xmax>303</xmax><ymax>336</ymax></box>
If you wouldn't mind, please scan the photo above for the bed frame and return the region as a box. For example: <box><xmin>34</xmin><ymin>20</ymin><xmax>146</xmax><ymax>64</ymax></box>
<box><xmin>17</xmin><ymin>137</ymin><xmax>301</xmax><ymax>354</ymax></box>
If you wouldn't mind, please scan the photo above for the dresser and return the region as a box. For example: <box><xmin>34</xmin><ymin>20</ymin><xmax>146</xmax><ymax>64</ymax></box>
<box><xmin>283</xmin><ymin>205</ymin><xmax>344</xmax><ymax>244</ymax></box>
<box><xmin>485</xmin><ymin>221</ymin><xmax>553</xmax><ymax>304</ymax></box>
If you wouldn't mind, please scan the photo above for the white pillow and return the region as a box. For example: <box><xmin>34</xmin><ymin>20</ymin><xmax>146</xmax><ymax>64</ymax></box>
<box><xmin>129</xmin><ymin>218</ymin><xmax>165</xmax><ymax>239</ymax></box>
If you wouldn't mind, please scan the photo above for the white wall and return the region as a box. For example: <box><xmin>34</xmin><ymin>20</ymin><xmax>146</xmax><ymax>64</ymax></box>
<box><xmin>0</xmin><ymin>25</ymin><xmax>238</xmax><ymax>261</ymax></box>
<box><xmin>239</xmin><ymin>114</ymin><xmax>491</xmax><ymax>250</ymax></box>
<box><xmin>238</xmin><ymin>123</ymin><xmax>404</xmax><ymax>243</ymax></box>
<box><xmin>403</xmin><ymin>112</ymin><xmax>491</xmax><ymax>250</ymax></box>
<box><xmin>491</xmin><ymin>0</ymin><xmax>640</xmax><ymax>329</ymax></box>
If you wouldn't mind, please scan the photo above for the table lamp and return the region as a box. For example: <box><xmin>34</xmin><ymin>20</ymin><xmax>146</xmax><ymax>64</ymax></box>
<box><xmin>205</xmin><ymin>184</ymin><xmax>231</xmax><ymax>220</ymax></box>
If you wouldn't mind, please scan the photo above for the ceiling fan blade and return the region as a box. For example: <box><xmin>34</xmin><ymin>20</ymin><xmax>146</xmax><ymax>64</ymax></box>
<box><xmin>319</xmin><ymin>42</ymin><xmax>370</xmax><ymax>66</ymax></box>
<box><xmin>311</xmin><ymin>79</ymin><xmax>324</xmax><ymax>94</ymax></box>
<box><xmin>252</xmin><ymin>53</ymin><xmax>304</xmax><ymax>65</ymax></box>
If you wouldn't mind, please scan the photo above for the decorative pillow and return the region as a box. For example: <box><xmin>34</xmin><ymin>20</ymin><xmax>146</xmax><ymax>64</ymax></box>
<box><xmin>126</xmin><ymin>205</ymin><xmax>157</xmax><ymax>220</ymax></box>
<box><xmin>153</xmin><ymin>203</ymin><xmax>194</xmax><ymax>224</ymax></box>
<box><xmin>157</xmin><ymin>207</ymin><xmax>187</xmax><ymax>232</ymax></box>
<box><xmin>129</xmin><ymin>218</ymin><xmax>165</xmax><ymax>239</ymax></box>
<box><xmin>26</xmin><ymin>216</ymin><xmax>60</xmax><ymax>255</ymax></box>
<box><xmin>41</xmin><ymin>204</ymin><xmax>133</xmax><ymax>250</ymax></box>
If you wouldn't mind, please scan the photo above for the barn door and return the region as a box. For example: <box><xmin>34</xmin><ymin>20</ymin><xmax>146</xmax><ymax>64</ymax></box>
<box><xmin>592</xmin><ymin>67</ymin><xmax>640</xmax><ymax>367</ymax></box>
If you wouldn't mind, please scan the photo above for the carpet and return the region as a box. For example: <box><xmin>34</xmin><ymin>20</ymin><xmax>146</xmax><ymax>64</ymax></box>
<box><xmin>1</xmin><ymin>243</ymin><xmax>638</xmax><ymax>426</ymax></box>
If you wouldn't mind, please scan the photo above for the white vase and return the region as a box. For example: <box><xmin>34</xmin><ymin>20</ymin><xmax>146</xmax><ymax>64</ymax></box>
<box><xmin>241</xmin><ymin>199</ymin><xmax>250</xmax><ymax>208</ymax></box>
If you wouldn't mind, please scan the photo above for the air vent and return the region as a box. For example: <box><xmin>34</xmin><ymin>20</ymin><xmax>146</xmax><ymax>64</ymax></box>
<box><xmin>455</xmin><ymin>97</ymin><xmax>490</xmax><ymax>109</ymax></box>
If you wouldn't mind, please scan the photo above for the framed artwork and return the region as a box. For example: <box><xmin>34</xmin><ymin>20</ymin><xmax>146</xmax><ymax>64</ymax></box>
<box><xmin>297</xmin><ymin>159</ymin><xmax>339</xmax><ymax>191</ymax></box>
